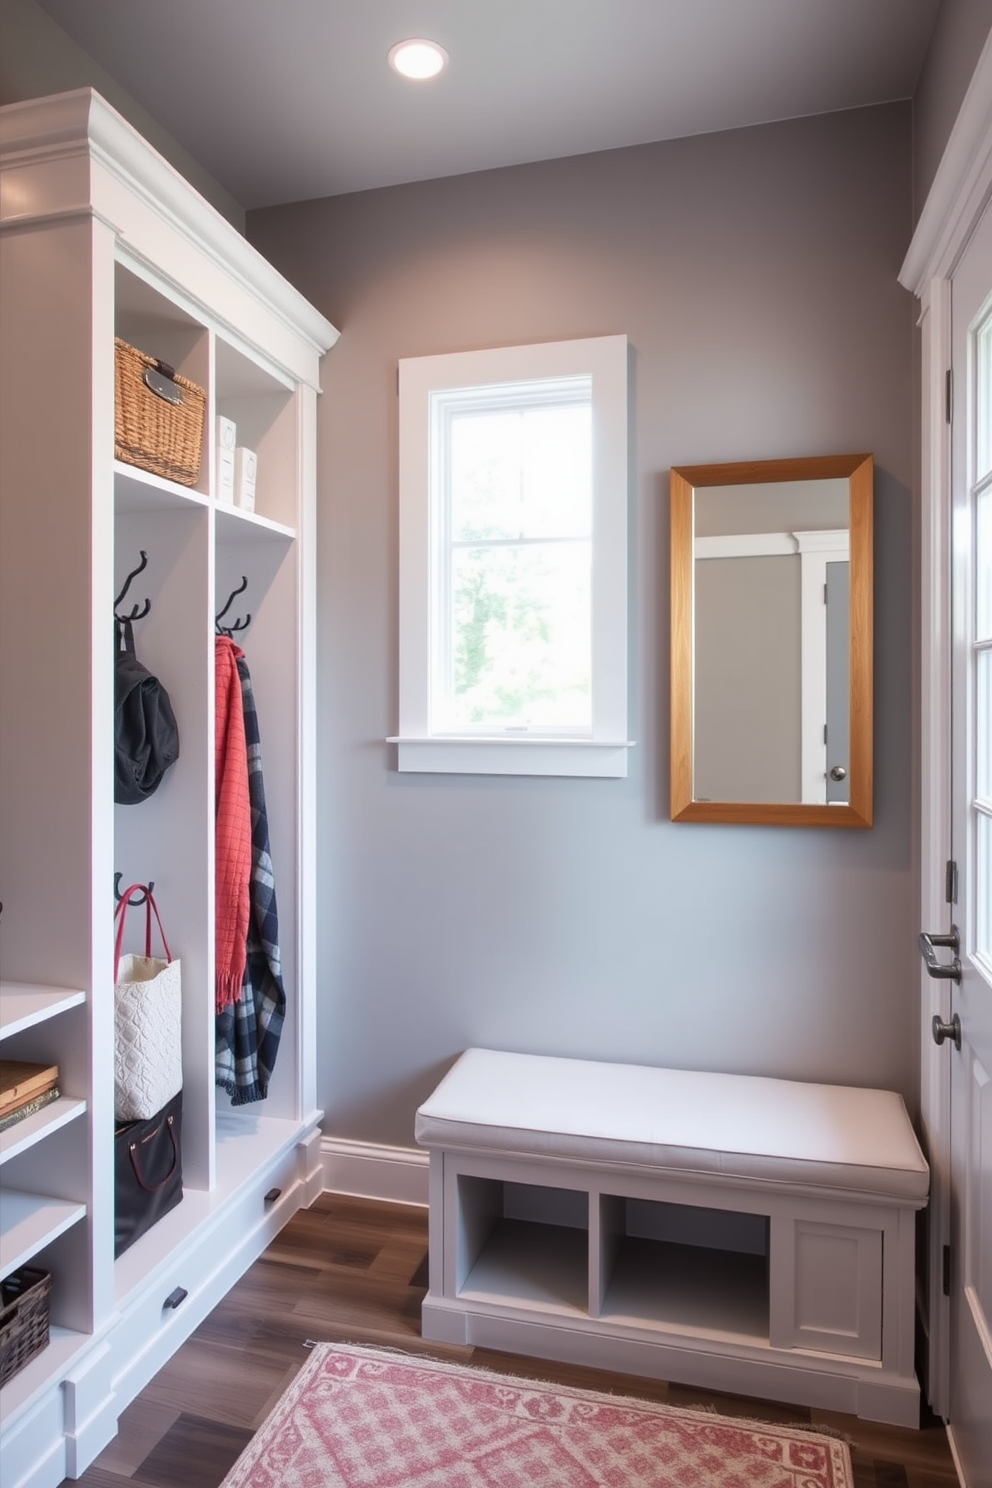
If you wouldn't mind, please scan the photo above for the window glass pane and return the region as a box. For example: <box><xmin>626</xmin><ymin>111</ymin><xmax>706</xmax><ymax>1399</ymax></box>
<box><xmin>978</xmin><ymin>651</ymin><xmax>990</xmax><ymax>966</ymax></box>
<box><xmin>450</xmin><ymin>403</ymin><xmax>591</xmax><ymax>542</ymax></box>
<box><xmin>978</xmin><ymin>311</ymin><xmax>992</xmax><ymax>485</ymax></box>
<box><xmin>978</xmin><ymin>648</ymin><xmax>991</xmax><ymax>802</ymax></box>
<box><xmin>977</xmin><ymin>810</ymin><xmax>991</xmax><ymax>967</ymax></box>
<box><xmin>978</xmin><ymin>486</ymin><xmax>992</xmax><ymax>642</ymax></box>
<box><xmin>443</xmin><ymin>540</ymin><xmax>591</xmax><ymax>728</ymax></box>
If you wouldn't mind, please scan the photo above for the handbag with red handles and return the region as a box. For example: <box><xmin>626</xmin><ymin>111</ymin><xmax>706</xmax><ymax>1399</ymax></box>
<box><xmin>113</xmin><ymin>883</ymin><xmax>182</xmax><ymax>1122</ymax></box>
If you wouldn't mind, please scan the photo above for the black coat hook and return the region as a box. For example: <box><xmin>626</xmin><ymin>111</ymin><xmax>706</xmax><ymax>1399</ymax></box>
<box><xmin>115</xmin><ymin>551</ymin><xmax>151</xmax><ymax>622</ymax></box>
<box><xmin>114</xmin><ymin>873</ymin><xmax>154</xmax><ymax>905</ymax></box>
<box><xmin>216</xmin><ymin>575</ymin><xmax>251</xmax><ymax>636</ymax></box>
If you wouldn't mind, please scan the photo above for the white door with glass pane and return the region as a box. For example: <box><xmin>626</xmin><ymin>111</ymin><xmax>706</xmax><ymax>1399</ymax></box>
<box><xmin>946</xmin><ymin>196</ymin><xmax>992</xmax><ymax>1487</ymax></box>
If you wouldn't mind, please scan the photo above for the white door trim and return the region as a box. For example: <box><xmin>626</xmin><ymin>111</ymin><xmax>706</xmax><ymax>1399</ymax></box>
<box><xmin>899</xmin><ymin>28</ymin><xmax>992</xmax><ymax>1422</ymax></box>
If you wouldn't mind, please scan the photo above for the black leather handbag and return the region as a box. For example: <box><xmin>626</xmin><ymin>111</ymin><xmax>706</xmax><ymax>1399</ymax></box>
<box><xmin>114</xmin><ymin>1089</ymin><xmax>183</xmax><ymax>1258</ymax></box>
<box><xmin>114</xmin><ymin>617</ymin><xmax>180</xmax><ymax>805</ymax></box>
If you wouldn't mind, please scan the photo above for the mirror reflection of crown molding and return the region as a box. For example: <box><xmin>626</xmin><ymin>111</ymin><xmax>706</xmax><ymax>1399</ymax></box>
<box><xmin>670</xmin><ymin>452</ymin><xmax>873</xmax><ymax>828</ymax></box>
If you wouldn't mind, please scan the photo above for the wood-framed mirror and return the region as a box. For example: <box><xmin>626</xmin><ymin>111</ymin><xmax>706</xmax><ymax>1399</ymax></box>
<box><xmin>670</xmin><ymin>453</ymin><xmax>873</xmax><ymax>827</ymax></box>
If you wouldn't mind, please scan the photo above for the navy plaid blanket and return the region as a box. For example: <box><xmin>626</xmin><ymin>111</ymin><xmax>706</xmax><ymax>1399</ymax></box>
<box><xmin>216</xmin><ymin>654</ymin><xmax>286</xmax><ymax>1104</ymax></box>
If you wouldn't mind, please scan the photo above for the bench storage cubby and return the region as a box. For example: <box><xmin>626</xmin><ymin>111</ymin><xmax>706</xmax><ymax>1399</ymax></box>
<box><xmin>415</xmin><ymin>1049</ymin><xmax>929</xmax><ymax>1427</ymax></box>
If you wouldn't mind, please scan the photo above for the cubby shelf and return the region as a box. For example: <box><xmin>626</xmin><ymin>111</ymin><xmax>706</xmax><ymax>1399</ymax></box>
<box><xmin>0</xmin><ymin>1099</ymin><xmax>87</xmax><ymax>1164</ymax></box>
<box><xmin>0</xmin><ymin>985</ymin><xmax>86</xmax><ymax>1039</ymax></box>
<box><xmin>0</xmin><ymin>1192</ymin><xmax>87</xmax><ymax>1276</ymax></box>
<box><xmin>460</xmin><ymin>1219</ymin><xmax>589</xmax><ymax>1316</ymax></box>
<box><xmin>215</xmin><ymin>505</ymin><xmax>296</xmax><ymax>543</ymax></box>
<box><xmin>600</xmin><ymin>1237</ymin><xmax>769</xmax><ymax>1342</ymax></box>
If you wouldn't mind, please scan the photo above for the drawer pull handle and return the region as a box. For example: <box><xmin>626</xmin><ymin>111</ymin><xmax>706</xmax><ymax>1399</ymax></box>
<box><xmin>163</xmin><ymin>1287</ymin><xmax>187</xmax><ymax>1310</ymax></box>
<box><xmin>264</xmin><ymin>1187</ymin><xmax>281</xmax><ymax>1204</ymax></box>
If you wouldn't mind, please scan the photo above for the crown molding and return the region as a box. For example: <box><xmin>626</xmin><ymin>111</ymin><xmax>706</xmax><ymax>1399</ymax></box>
<box><xmin>0</xmin><ymin>89</ymin><xmax>337</xmax><ymax>360</ymax></box>
<box><xmin>900</xmin><ymin>30</ymin><xmax>992</xmax><ymax>295</ymax></box>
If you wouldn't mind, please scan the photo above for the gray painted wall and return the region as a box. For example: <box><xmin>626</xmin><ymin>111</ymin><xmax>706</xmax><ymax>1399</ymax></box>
<box><xmin>913</xmin><ymin>0</ymin><xmax>992</xmax><ymax>217</ymax></box>
<box><xmin>248</xmin><ymin>103</ymin><xmax>919</xmax><ymax>1149</ymax></box>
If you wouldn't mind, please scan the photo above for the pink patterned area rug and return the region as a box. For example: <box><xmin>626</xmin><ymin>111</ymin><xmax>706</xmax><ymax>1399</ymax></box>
<box><xmin>220</xmin><ymin>1342</ymin><xmax>854</xmax><ymax>1487</ymax></box>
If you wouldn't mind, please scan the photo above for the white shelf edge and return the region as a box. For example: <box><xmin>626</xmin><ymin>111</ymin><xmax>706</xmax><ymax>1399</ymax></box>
<box><xmin>0</xmin><ymin>984</ymin><xmax>86</xmax><ymax>1039</ymax></box>
<box><xmin>113</xmin><ymin>461</ymin><xmax>296</xmax><ymax>539</ymax></box>
<box><xmin>215</xmin><ymin>504</ymin><xmax>296</xmax><ymax>542</ymax></box>
<box><xmin>0</xmin><ymin>1097</ymin><xmax>88</xmax><ymax>1165</ymax></box>
<box><xmin>457</xmin><ymin>1287</ymin><xmax>589</xmax><ymax>1319</ymax></box>
<box><xmin>0</xmin><ymin>1191</ymin><xmax>87</xmax><ymax>1275</ymax></box>
<box><xmin>114</xmin><ymin>460</ymin><xmax>209</xmax><ymax>513</ymax></box>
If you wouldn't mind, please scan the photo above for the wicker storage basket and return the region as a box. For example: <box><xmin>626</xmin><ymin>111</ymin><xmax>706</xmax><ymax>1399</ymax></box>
<box><xmin>114</xmin><ymin>338</ymin><xmax>206</xmax><ymax>486</ymax></box>
<box><xmin>0</xmin><ymin>1266</ymin><xmax>51</xmax><ymax>1387</ymax></box>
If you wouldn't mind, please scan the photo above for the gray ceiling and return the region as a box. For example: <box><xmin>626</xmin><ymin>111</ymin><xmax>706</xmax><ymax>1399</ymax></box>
<box><xmin>34</xmin><ymin>0</ymin><xmax>941</xmax><ymax>210</ymax></box>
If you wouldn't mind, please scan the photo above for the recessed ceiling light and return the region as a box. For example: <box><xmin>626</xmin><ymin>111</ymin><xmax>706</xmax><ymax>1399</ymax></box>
<box><xmin>388</xmin><ymin>38</ymin><xmax>448</xmax><ymax>80</ymax></box>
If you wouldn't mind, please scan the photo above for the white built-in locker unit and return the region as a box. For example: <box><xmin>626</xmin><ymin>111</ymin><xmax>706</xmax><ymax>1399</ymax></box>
<box><xmin>0</xmin><ymin>89</ymin><xmax>337</xmax><ymax>1488</ymax></box>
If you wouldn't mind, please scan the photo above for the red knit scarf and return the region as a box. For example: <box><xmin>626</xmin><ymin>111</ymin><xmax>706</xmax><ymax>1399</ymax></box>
<box><xmin>215</xmin><ymin>636</ymin><xmax>251</xmax><ymax>1009</ymax></box>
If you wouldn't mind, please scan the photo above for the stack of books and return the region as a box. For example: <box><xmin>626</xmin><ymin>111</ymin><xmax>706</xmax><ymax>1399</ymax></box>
<box><xmin>0</xmin><ymin>1060</ymin><xmax>60</xmax><ymax>1135</ymax></box>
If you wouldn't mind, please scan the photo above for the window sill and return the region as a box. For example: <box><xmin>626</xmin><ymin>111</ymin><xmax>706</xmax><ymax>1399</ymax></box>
<box><xmin>386</xmin><ymin>737</ymin><xmax>635</xmax><ymax>778</ymax></box>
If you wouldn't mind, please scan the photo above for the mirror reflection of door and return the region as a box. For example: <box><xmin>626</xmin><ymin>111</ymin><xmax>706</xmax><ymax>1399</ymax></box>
<box><xmin>692</xmin><ymin>479</ymin><xmax>849</xmax><ymax>805</ymax></box>
<box><xmin>825</xmin><ymin>559</ymin><xmax>850</xmax><ymax>803</ymax></box>
<box><xmin>693</xmin><ymin>549</ymin><xmax>800</xmax><ymax>802</ymax></box>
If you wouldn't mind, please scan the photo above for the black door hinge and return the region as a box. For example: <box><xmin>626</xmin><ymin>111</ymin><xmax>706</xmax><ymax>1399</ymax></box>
<box><xmin>946</xmin><ymin>369</ymin><xmax>953</xmax><ymax>425</ymax></box>
<box><xmin>943</xmin><ymin>1244</ymin><xmax>952</xmax><ymax>1296</ymax></box>
<box><xmin>946</xmin><ymin>859</ymin><xmax>958</xmax><ymax>905</ymax></box>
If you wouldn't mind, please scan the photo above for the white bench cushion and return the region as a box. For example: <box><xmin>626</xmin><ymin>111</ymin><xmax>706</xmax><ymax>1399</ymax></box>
<box><xmin>415</xmin><ymin>1048</ymin><xmax>929</xmax><ymax>1204</ymax></box>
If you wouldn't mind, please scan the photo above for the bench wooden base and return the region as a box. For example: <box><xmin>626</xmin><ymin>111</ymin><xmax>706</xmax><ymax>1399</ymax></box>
<box><xmin>416</xmin><ymin>1051</ymin><xmax>929</xmax><ymax>1427</ymax></box>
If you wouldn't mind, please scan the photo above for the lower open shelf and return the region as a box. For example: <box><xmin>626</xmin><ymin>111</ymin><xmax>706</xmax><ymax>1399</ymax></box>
<box><xmin>459</xmin><ymin>1219</ymin><xmax>588</xmax><ymax>1316</ymax></box>
<box><xmin>0</xmin><ymin>1192</ymin><xmax>87</xmax><ymax>1276</ymax></box>
<box><xmin>455</xmin><ymin>1217</ymin><xmax>769</xmax><ymax>1343</ymax></box>
<box><xmin>602</xmin><ymin>1237</ymin><xmax>769</xmax><ymax>1342</ymax></box>
<box><xmin>0</xmin><ymin>1325</ymin><xmax>91</xmax><ymax>1426</ymax></box>
<box><xmin>453</xmin><ymin>1176</ymin><xmax>772</xmax><ymax>1342</ymax></box>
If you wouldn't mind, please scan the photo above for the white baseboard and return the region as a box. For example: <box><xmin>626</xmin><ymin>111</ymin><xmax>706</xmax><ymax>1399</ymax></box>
<box><xmin>320</xmin><ymin>1137</ymin><xmax>429</xmax><ymax>1207</ymax></box>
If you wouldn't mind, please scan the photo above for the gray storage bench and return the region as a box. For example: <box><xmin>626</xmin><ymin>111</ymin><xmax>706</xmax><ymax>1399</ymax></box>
<box><xmin>415</xmin><ymin>1048</ymin><xmax>929</xmax><ymax>1426</ymax></box>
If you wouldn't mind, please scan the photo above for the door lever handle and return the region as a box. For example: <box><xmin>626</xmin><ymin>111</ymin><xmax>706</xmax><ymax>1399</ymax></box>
<box><xmin>919</xmin><ymin>926</ymin><xmax>961</xmax><ymax>983</ymax></box>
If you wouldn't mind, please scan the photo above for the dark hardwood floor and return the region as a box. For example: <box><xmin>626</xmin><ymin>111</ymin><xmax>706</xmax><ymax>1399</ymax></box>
<box><xmin>69</xmin><ymin>1194</ymin><xmax>960</xmax><ymax>1488</ymax></box>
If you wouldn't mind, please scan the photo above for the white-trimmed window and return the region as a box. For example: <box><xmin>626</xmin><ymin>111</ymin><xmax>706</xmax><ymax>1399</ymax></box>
<box><xmin>392</xmin><ymin>335</ymin><xmax>630</xmax><ymax>776</ymax></box>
